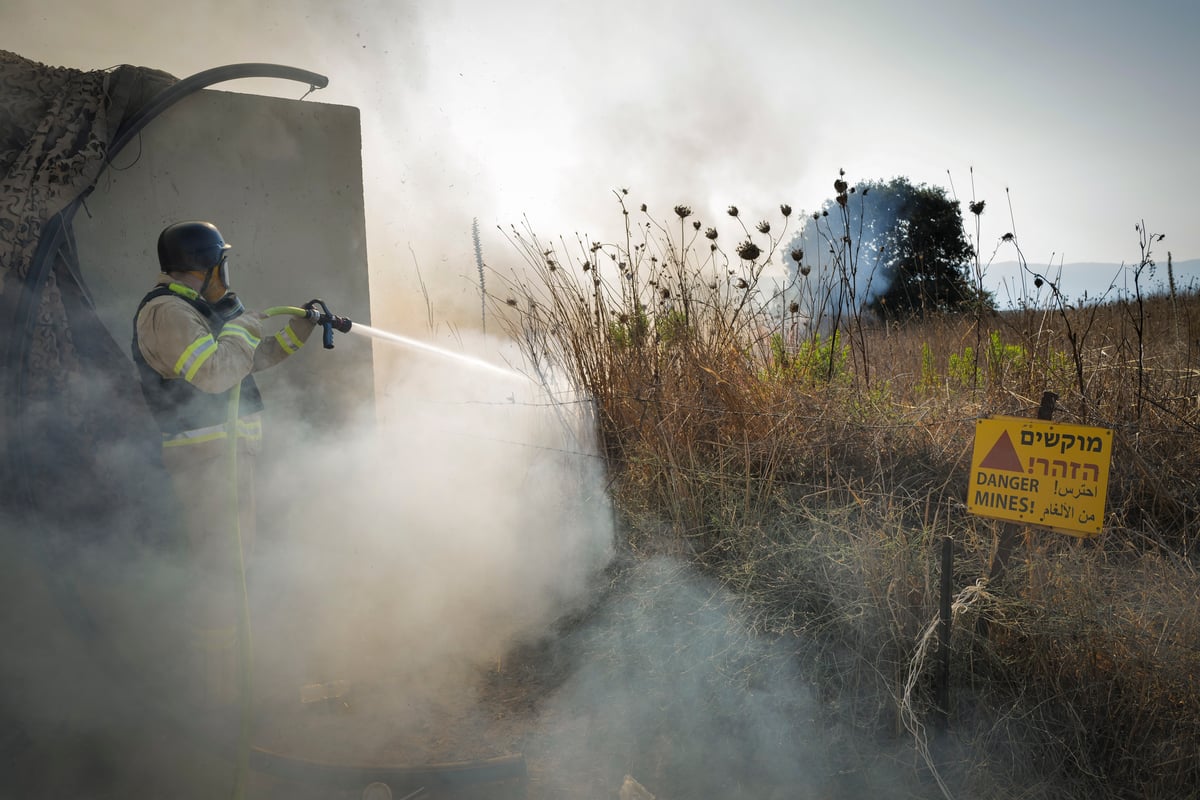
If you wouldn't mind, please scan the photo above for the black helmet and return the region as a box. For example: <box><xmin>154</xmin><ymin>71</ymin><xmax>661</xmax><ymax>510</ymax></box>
<box><xmin>157</xmin><ymin>221</ymin><xmax>232</xmax><ymax>273</ymax></box>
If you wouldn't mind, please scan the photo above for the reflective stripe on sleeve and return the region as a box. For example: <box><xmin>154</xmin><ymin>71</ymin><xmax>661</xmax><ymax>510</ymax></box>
<box><xmin>218</xmin><ymin>322</ymin><xmax>262</xmax><ymax>349</ymax></box>
<box><xmin>274</xmin><ymin>323</ymin><xmax>304</xmax><ymax>355</ymax></box>
<box><xmin>174</xmin><ymin>335</ymin><xmax>218</xmax><ymax>381</ymax></box>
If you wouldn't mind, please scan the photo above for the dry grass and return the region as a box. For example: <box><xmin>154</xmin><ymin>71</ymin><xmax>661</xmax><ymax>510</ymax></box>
<box><xmin>490</xmin><ymin>194</ymin><xmax>1200</xmax><ymax>799</ymax></box>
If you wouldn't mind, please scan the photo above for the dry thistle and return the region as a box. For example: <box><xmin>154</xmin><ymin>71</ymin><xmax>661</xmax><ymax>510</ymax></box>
<box><xmin>736</xmin><ymin>240</ymin><xmax>761</xmax><ymax>260</ymax></box>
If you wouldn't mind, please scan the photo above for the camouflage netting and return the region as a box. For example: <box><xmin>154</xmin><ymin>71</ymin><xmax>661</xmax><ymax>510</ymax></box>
<box><xmin>0</xmin><ymin>50</ymin><xmax>177</xmax><ymax>548</ymax></box>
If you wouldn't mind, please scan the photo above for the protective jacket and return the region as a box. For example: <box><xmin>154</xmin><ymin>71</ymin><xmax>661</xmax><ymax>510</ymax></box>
<box><xmin>131</xmin><ymin>275</ymin><xmax>315</xmax><ymax>712</ymax></box>
<box><xmin>132</xmin><ymin>274</ymin><xmax>314</xmax><ymax>447</ymax></box>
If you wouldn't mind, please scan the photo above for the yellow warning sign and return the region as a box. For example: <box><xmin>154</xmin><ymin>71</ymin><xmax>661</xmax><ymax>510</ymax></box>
<box><xmin>968</xmin><ymin>416</ymin><xmax>1113</xmax><ymax>536</ymax></box>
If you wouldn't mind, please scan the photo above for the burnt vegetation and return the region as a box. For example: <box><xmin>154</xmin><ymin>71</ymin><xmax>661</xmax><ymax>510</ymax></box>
<box><xmin>489</xmin><ymin>176</ymin><xmax>1200</xmax><ymax>799</ymax></box>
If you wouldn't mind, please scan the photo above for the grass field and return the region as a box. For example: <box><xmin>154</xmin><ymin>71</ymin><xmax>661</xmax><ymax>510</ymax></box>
<box><xmin>489</xmin><ymin>193</ymin><xmax>1200</xmax><ymax>798</ymax></box>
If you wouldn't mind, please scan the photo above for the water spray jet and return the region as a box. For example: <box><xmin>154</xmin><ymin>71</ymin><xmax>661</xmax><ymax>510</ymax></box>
<box><xmin>265</xmin><ymin>305</ymin><xmax>526</xmax><ymax>381</ymax></box>
<box><xmin>348</xmin><ymin>323</ymin><xmax>526</xmax><ymax>381</ymax></box>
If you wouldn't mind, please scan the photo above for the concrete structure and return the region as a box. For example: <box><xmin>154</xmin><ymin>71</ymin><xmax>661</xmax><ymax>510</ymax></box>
<box><xmin>74</xmin><ymin>87</ymin><xmax>373</xmax><ymax>432</ymax></box>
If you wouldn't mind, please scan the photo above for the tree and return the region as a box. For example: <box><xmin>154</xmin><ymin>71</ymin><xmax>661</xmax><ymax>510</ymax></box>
<box><xmin>787</xmin><ymin>176</ymin><xmax>990</xmax><ymax>319</ymax></box>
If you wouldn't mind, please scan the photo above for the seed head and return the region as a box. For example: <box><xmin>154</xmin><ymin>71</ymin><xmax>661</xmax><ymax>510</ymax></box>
<box><xmin>693</xmin><ymin>220</ymin><xmax>702</xmax><ymax>231</ymax></box>
<box><xmin>640</xmin><ymin>203</ymin><xmax>648</xmax><ymax>212</ymax></box>
<box><xmin>800</xmin><ymin>264</ymin><xmax>811</xmax><ymax>276</ymax></box>
<box><xmin>836</xmin><ymin>194</ymin><xmax>848</xmax><ymax>208</ymax></box>
<box><xmin>789</xmin><ymin>301</ymin><xmax>800</xmax><ymax>313</ymax></box>
<box><xmin>1001</xmin><ymin>232</ymin><xmax>1014</xmax><ymax>242</ymax></box>
<box><xmin>705</xmin><ymin>227</ymin><xmax>718</xmax><ymax>240</ymax></box>
<box><xmin>736</xmin><ymin>278</ymin><xmax>749</xmax><ymax>289</ymax></box>
<box><xmin>969</xmin><ymin>200</ymin><xmax>986</xmax><ymax>216</ymax></box>
<box><xmin>736</xmin><ymin>240</ymin><xmax>761</xmax><ymax>260</ymax></box>
<box><xmin>834</xmin><ymin>178</ymin><xmax>848</xmax><ymax>194</ymax></box>
<box><xmin>756</xmin><ymin>220</ymin><xmax>771</xmax><ymax>234</ymax></box>
<box><xmin>821</xmin><ymin>209</ymin><xmax>828</xmax><ymax>217</ymax></box>
<box><xmin>505</xmin><ymin>297</ymin><xmax>518</xmax><ymax>307</ymax></box>
<box><xmin>790</xmin><ymin>248</ymin><xmax>804</xmax><ymax>263</ymax></box>
<box><xmin>780</xmin><ymin>204</ymin><xmax>792</xmax><ymax>218</ymax></box>
<box><xmin>727</xmin><ymin>205</ymin><xmax>739</xmax><ymax>217</ymax></box>
<box><xmin>660</xmin><ymin>287</ymin><xmax>671</xmax><ymax>299</ymax></box>
<box><xmin>1034</xmin><ymin>276</ymin><xmax>1044</xmax><ymax>288</ymax></box>
<box><xmin>674</xmin><ymin>205</ymin><xmax>692</xmax><ymax>219</ymax></box>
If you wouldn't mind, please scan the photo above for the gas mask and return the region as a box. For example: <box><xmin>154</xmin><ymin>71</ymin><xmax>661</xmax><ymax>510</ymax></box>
<box><xmin>205</xmin><ymin>255</ymin><xmax>245</xmax><ymax>322</ymax></box>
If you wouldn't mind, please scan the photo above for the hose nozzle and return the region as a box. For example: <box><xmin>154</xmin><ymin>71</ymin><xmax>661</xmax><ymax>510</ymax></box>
<box><xmin>304</xmin><ymin>299</ymin><xmax>353</xmax><ymax>349</ymax></box>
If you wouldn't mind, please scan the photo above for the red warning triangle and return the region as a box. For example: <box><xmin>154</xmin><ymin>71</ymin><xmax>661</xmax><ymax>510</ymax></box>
<box><xmin>979</xmin><ymin>430</ymin><xmax>1025</xmax><ymax>472</ymax></box>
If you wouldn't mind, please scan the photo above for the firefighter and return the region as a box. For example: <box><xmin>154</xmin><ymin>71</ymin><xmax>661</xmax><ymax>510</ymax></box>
<box><xmin>131</xmin><ymin>220</ymin><xmax>316</xmax><ymax>713</ymax></box>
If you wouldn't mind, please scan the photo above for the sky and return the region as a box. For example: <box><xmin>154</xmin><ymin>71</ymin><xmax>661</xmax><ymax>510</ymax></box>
<box><xmin>5</xmin><ymin>0</ymin><xmax>1199</xmax><ymax>316</ymax></box>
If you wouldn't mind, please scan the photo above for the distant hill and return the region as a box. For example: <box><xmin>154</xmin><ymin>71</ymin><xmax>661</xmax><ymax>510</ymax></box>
<box><xmin>982</xmin><ymin>259</ymin><xmax>1200</xmax><ymax>307</ymax></box>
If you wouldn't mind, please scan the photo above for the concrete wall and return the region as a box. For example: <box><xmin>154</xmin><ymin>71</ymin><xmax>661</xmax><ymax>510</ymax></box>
<box><xmin>74</xmin><ymin>88</ymin><xmax>373</xmax><ymax>431</ymax></box>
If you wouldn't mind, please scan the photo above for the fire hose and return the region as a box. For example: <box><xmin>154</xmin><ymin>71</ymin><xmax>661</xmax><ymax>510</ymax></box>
<box><xmin>224</xmin><ymin>302</ymin><xmax>353</xmax><ymax>797</ymax></box>
<box><xmin>265</xmin><ymin>300</ymin><xmax>354</xmax><ymax>349</ymax></box>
